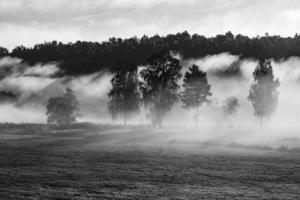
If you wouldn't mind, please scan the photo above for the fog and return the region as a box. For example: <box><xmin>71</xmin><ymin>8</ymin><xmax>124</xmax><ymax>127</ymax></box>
<box><xmin>1</xmin><ymin>54</ymin><xmax>300</xmax><ymax>146</ymax></box>
<box><xmin>0</xmin><ymin>57</ymin><xmax>113</xmax><ymax>123</ymax></box>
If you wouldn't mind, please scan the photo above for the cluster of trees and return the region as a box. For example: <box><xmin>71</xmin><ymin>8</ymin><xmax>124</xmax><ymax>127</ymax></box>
<box><xmin>46</xmin><ymin>51</ymin><xmax>280</xmax><ymax>128</ymax></box>
<box><xmin>2</xmin><ymin>31</ymin><xmax>300</xmax><ymax>75</ymax></box>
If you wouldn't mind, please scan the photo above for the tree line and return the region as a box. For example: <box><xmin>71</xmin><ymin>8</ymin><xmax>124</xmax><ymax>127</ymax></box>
<box><xmin>46</xmin><ymin>51</ymin><xmax>279</xmax><ymax>127</ymax></box>
<box><xmin>1</xmin><ymin>31</ymin><xmax>300</xmax><ymax>75</ymax></box>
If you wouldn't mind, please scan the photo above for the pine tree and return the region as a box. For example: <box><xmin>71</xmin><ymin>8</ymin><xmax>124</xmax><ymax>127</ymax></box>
<box><xmin>181</xmin><ymin>65</ymin><xmax>212</xmax><ymax>127</ymax></box>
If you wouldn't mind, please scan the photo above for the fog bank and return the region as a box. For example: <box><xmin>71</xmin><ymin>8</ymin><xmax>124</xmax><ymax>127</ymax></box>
<box><xmin>1</xmin><ymin>54</ymin><xmax>300</xmax><ymax>143</ymax></box>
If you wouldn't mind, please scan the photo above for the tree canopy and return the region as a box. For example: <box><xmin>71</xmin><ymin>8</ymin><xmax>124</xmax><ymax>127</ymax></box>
<box><xmin>108</xmin><ymin>64</ymin><xmax>140</xmax><ymax>126</ymax></box>
<box><xmin>181</xmin><ymin>65</ymin><xmax>212</xmax><ymax>127</ymax></box>
<box><xmin>140</xmin><ymin>51</ymin><xmax>182</xmax><ymax>128</ymax></box>
<box><xmin>0</xmin><ymin>47</ymin><xmax>8</xmax><ymax>57</ymax></box>
<box><xmin>1</xmin><ymin>31</ymin><xmax>300</xmax><ymax>75</ymax></box>
<box><xmin>248</xmin><ymin>60</ymin><xmax>280</xmax><ymax>124</ymax></box>
<box><xmin>46</xmin><ymin>88</ymin><xmax>82</xmax><ymax>125</ymax></box>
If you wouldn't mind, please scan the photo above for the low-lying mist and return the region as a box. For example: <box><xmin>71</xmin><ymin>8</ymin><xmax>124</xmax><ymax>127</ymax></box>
<box><xmin>1</xmin><ymin>53</ymin><xmax>300</xmax><ymax>147</ymax></box>
<box><xmin>0</xmin><ymin>57</ymin><xmax>113</xmax><ymax>123</ymax></box>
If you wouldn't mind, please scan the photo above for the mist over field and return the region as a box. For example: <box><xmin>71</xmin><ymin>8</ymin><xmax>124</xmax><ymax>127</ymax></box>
<box><xmin>1</xmin><ymin>53</ymin><xmax>300</xmax><ymax>147</ymax></box>
<box><xmin>2</xmin><ymin>0</ymin><xmax>300</xmax><ymax>198</ymax></box>
<box><xmin>0</xmin><ymin>57</ymin><xmax>112</xmax><ymax>123</ymax></box>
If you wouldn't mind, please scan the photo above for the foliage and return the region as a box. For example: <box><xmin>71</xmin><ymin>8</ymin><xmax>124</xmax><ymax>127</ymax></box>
<box><xmin>0</xmin><ymin>47</ymin><xmax>8</xmax><ymax>57</ymax></box>
<box><xmin>46</xmin><ymin>88</ymin><xmax>82</xmax><ymax>125</ymax></box>
<box><xmin>222</xmin><ymin>96</ymin><xmax>239</xmax><ymax>116</ymax></box>
<box><xmin>248</xmin><ymin>60</ymin><xmax>280</xmax><ymax>123</ymax></box>
<box><xmin>181</xmin><ymin>65</ymin><xmax>212</xmax><ymax>127</ymax></box>
<box><xmin>108</xmin><ymin>64</ymin><xmax>140</xmax><ymax>126</ymax></box>
<box><xmin>140</xmin><ymin>51</ymin><xmax>182</xmax><ymax>127</ymax></box>
<box><xmin>6</xmin><ymin>31</ymin><xmax>300</xmax><ymax>75</ymax></box>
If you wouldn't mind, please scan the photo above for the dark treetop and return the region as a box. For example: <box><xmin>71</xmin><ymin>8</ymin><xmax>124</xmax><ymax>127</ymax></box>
<box><xmin>2</xmin><ymin>31</ymin><xmax>300</xmax><ymax>75</ymax></box>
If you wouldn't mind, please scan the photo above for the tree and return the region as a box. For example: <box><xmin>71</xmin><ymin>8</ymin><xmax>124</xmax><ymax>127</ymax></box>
<box><xmin>248</xmin><ymin>60</ymin><xmax>280</xmax><ymax>124</ymax></box>
<box><xmin>46</xmin><ymin>88</ymin><xmax>82</xmax><ymax>125</ymax></box>
<box><xmin>180</xmin><ymin>65</ymin><xmax>212</xmax><ymax>127</ymax></box>
<box><xmin>140</xmin><ymin>51</ymin><xmax>182</xmax><ymax>128</ymax></box>
<box><xmin>0</xmin><ymin>47</ymin><xmax>8</xmax><ymax>57</ymax></box>
<box><xmin>222</xmin><ymin>96</ymin><xmax>239</xmax><ymax>116</ymax></box>
<box><xmin>108</xmin><ymin>66</ymin><xmax>140</xmax><ymax>126</ymax></box>
<box><xmin>10</xmin><ymin>31</ymin><xmax>300</xmax><ymax>76</ymax></box>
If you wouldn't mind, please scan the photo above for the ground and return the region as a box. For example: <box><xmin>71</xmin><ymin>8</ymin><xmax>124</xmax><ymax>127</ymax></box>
<box><xmin>0</xmin><ymin>125</ymin><xmax>300</xmax><ymax>199</ymax></box>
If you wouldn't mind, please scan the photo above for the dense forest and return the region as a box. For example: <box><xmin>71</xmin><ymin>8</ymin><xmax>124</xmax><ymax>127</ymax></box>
<box><xmin>2</xmin><ymin>31</ymin><xmax>300</xmax><ymax>75</ymax></box>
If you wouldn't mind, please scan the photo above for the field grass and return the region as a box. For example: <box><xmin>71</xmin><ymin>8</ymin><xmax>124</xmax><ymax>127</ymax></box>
<box><xmin>0</xmin><ymin>126</ymin><xmax>300</xmax><ymax>199</ymax></box>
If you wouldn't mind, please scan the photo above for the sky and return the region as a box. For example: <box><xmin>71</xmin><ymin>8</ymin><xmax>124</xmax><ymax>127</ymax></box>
<box><xmin>1</xmin><ymin>0</ymin><xmax>300</xmax><ymax>50</ymax></box>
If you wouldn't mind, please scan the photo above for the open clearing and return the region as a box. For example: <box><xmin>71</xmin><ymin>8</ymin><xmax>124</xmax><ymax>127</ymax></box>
<box><xmin>0</xmin><ymin>126</ymin><xmax>300</xmax><ymax>199</ymax></box>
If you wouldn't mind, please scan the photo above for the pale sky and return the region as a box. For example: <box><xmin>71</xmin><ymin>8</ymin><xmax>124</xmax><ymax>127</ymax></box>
<box><xmin>1</xmin><ymin>0</ymin><xmax>300</xmax><ymax>50</ymax></box>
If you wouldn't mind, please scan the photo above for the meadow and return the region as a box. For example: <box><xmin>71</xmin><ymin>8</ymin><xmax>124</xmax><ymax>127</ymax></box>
<box><xmin>0</xmin><ymin>124</ymin><xmax>300</xmax><ymax>199</ymax></box>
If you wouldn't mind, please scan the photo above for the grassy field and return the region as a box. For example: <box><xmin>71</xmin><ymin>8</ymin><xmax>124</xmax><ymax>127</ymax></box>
<box><xmin>0</xmin><ymin>126</ymin><xmax>300</xmax><ymax>199</ymax></box>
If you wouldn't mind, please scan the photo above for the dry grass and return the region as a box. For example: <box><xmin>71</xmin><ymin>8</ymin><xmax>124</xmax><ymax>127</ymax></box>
<box><xmin>0</xmin><ymin>127</ymin><xmax>300</xmax><ymax>199</ymax></box>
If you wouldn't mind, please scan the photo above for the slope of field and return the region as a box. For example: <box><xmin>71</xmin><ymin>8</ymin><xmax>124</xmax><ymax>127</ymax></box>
<box><xmin>0</xmin><ymin>126</ymin><xmax>300</xmax><ymax>199</ymax></box>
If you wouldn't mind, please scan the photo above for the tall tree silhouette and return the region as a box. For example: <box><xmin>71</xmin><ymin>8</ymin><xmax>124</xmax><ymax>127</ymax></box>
<box><xmin>140</xmin><ymin>51</ymin><xmax>182</xmax><ymax>128</ymax></box>
<box><xmin>46</xmin><ymin>88</ymin><xmax>82</xmax><ymax>125</ymax></box>
<box><xmin>181</xmin><ymin>65</ymin><xmax>212</xmax><ymax>127</ymax></box>
<box><xmin>108</xmin><ymin>66</ymin><xmax>140</xmax><ymax>126</ymax></box>
<box><xmin>248</xmin><ymin>60</ymin><xmax>280</xmax><ymax>124</ymax></box>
